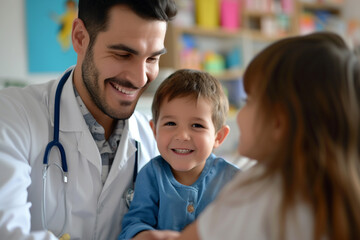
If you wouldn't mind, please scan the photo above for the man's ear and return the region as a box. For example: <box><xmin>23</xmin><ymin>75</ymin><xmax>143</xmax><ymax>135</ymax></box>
<box><xmin>213</xmin><ymin>125</ymin><xmax>230</xmax><ymax>149</ymax></box>
<box><xmin>72</xmin><ymin>18</ymin><xmax>89</xmax><ymax>55</ymax></box>
<box><xmin>149</xmin><ymin>120</ymin><xmax>157</xmax><ymax>138</ymax></box>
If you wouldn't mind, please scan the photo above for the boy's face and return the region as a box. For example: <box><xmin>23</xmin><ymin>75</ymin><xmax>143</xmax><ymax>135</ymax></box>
<box><xmin>150</xmin><ymin>96</ymin><xmax>227</xmax><ymax>182</ymax></box>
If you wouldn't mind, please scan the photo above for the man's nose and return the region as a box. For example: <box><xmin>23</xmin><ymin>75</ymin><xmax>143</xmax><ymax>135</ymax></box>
<box><xmin>126</xmin><ymin>61</ymin><xmax>148</xmax><ymax>88</ymax></box>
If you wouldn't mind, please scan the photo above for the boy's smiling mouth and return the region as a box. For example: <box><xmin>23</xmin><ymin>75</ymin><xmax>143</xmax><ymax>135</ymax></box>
<box><xmin>172</xmin><ymin>148</ymin><xmax>194</xmax><ymax>154</ymax></box>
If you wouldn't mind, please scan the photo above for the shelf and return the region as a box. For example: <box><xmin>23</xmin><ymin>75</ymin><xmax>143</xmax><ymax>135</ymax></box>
<box><xmin>299</xmin><ymin>2</ymin><xmax>343</xmax><ymax>11</ymax></box>
<box><xmin>160</xmin><ymin>0</ymin><xmax>345</xmax><ymax>79</ymax></box>
<box><xmin>160</xmin><ymin>24</ymin><xmax>244</xmax><ymax>81</ymax></box>
<box><xmin>212</xmin><ymin>69</ymin><xmax>243</xmax><ymax>81</ymax></box>
<box><xmin>242</xmin><ymin>29</ymin><xmax>291</xmax><ymax>42</ymax></box>
<box><xmin>243</xmin><ymin>10</ymin><xmax>290</xmax><ymax>18</ymax></box>
<box><xmin>293</xmin><ymin>1</ymin><xmax>344</xmax><ymax>34</ymax></box>
<box><xmin>174</xmin><ymin>25</ymin><xmax>242</xmax><ymax>38</ymax></box>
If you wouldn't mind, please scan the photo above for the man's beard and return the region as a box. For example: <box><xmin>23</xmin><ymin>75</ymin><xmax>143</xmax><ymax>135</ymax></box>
<box><xmin>81</xmin><ymin>46</ymin><xmax>138</xmax><ymax>120</ymax></box>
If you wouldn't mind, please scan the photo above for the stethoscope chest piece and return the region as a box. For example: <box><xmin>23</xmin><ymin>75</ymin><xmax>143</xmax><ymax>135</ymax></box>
<box><xmin>125</xmin><ymin>187</ymin><xmax>134</xmax><ymax>209</ymax></box>
<box><xmin>124</xmin><ymin>140</ymin><xmax>139</xmax><ymax>209</ymax></box>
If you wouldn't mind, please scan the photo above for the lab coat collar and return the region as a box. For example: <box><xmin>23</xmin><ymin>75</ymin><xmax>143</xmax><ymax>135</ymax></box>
<box><xmin>48</xmin><ymin>66</ymin><xmax>141</xmax><ymax>164</ymax></box>
<box><xmin>49</xmin><ymin>66</ymin><xmax>144</xmax><ymax>142</ymax></box>
<box><xmin>49</xmin><ymin>66</ymin><xmax>86</xmax><ymax>133</ymax></box>
<box><xmin>48</xmin><ymin>66</ymin><xmax>142</xmax><ymax>171</ymax></box>
<box><xmin>127</xmin><ymin>113</ymin><xmax>141</xmax><ymax>143</ymax></box>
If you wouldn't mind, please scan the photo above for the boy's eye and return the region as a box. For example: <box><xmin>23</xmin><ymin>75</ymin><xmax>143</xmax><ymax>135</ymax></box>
<box><xmin>164</xmin><ymin>122</ymin><xmax>176</xmax><ymax>126</ymax></box>
<box><xmin>192</xmin><ymin>123</ymin><xmax>204</xmax><ymax>128</ymax></box>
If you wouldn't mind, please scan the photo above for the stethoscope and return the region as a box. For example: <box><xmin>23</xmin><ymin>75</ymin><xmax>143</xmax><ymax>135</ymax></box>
<box><xmin>41</xmin><ymin>70</ymin><xmax>139</xmax><ymax>237</ymax></box>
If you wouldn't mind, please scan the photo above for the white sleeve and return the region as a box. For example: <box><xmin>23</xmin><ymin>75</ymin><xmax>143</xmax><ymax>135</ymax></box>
<box><xmin>0</xmin><ymin>93</ymin><xmax>57</xmax><ymax>240</ymax></box>
<box><xmin>197</xmin><ymin>167</ymin><xmax>314</xmax><ymax>240</ymax></box>
<box><xmin>197</xmin><ymin>167</ymin><xmax>274</xmax><ymax>240</ymax></box>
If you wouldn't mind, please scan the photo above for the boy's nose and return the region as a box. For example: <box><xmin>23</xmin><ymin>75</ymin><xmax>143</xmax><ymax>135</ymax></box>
<box><xmin>175</xmin><ymin>128</ymin><xmax>191</xmax><ymax>141</ymax></box>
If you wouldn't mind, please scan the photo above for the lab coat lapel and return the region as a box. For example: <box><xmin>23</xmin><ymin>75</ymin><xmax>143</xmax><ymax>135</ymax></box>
<box><xmin>102</xmin><ymin>116</ymin><xmax>139</xmax><ymax>192</ymax></box>
<box><xmin>77</xmin><ymin>130</ymin><xmax>102</xmax><ymax>174</ymax></box>
<box><xmin>49</xmin><ymin>67</ymin><xmax>102</xmax><ymax>172</ymax></box>
<box><xmin>60</xmin><ymin>68</ymin><xmax>86</xmax><ymax>132</ymax></box>
<box><xmin>49</xmin><ymin>67</ymin><xmax>85</xmax><ymax>133</ymax></box>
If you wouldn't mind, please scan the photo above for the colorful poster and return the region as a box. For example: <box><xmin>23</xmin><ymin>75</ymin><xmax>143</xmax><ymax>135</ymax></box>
<box><xmin>26</xmin><ymin>0</ymin><xmax>78</xmax><ymax>73</ymax></box>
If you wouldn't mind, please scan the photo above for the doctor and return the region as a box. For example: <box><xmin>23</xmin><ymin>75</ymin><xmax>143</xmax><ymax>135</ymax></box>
<box><xmin>0</xmin><ymin>0</ymin><xmax>176</xmax><ymax>239</ymax></box>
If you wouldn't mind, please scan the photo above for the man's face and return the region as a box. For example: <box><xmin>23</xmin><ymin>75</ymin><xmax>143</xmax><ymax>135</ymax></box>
<box><xmin>80</xmin><ymin>5</ymin><xmax>167</xmax><ymax>120</ymax></box>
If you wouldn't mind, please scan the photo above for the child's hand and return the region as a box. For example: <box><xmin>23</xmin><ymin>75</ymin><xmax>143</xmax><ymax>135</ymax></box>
<box><xmin>132</xmin><ymin>230</ymin><xmax>180</xmax><ymax>240</ymax></box>
<box><xmin>59</xmin><ymin>233</ymin><xmax>71</xmax><ymax>240</ymax></box>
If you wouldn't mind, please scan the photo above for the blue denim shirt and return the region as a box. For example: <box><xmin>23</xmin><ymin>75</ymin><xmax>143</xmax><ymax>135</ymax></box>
<box><xmin>119</xmin><ymin>153</ymin><xmax>239</xmax><ymax>239</ymax></box>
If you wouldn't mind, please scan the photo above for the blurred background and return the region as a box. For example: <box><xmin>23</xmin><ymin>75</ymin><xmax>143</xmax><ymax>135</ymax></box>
<box><xmin>1</xmin><ymin>0</ymin><xmax>359</xmax><ymax>164</ymax></box>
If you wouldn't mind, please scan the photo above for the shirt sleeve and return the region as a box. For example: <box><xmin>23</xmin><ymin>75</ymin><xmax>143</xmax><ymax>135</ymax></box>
<box><xmin>197</xmin><ymin>166</ymin><xmax>272</xmax><ymax>240</ymax></box>
<box><xmin>0</xmin><ymin>93</ymin><xmax>58</xmax><ymax>240</ymax></box>
<box><xmin>118</xmin><ymin>160</ymin><xmax>160</xmax><ymax>240</ymax></box>
<box><xmin>197</xmin><ymin>173</ymin><xmax>314</xmax><ymax>240</ymax></box>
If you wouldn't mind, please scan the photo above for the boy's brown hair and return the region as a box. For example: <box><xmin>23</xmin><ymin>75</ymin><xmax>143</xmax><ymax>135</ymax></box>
<box><xmin>151</xmin><ymin>69</ymin><xmax>229</xmax><ymax>131</ymax></box>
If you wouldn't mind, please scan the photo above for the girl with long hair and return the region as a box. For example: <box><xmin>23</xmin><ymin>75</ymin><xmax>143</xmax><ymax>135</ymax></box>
<box><xmin>171</xmin><ymin>32</ymin><xmax>360</xmax><ymax>240</ymax></box>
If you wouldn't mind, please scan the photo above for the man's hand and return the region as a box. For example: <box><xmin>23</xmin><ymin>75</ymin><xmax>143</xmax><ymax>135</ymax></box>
<box><xmin>132</xmin><ymin>230</ymin><xmax>180</xmax><ymax>240</ymax></box>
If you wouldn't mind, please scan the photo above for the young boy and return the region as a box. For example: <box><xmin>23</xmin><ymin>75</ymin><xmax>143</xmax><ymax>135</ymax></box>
<box><xmin>118</xmin><ymin>69</ymin><xmax>239</xmax><ymax>239</ymax></box>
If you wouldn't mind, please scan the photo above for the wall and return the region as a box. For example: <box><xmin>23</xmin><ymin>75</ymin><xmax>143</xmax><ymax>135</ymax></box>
<box><xmin>0</xmin><ymin>1</ymin><xmax>27</xmax><ymax>80</ymax></box>
<box><xmin>1</xmin><ymin>0</ymin><xmax>359</xmax><ymax>85</ymax></box>
<box><xmin>2</xmin><ymin>0</ymin><xmax>358</xmax><ymax>160</ymax></box>
<box><xmin>0</xmin><ymin>1</ymin><xmax>61</xmax><ymax>86</ymax></box>
<box><xmin>343</xmin><ymin>0</ymin><xmax>360</xmax><ymax>20</ymax></box>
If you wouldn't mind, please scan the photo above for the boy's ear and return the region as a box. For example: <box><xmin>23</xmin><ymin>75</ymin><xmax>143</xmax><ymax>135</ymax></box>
<box><xmin>149</xmin><ymin>120</ymin><xmax>156</xmax><ymax>137</ymax></box>
<box><xmin>213</xmin><ymin>125</ymin><xmax>230</xmax><ymax>149</ymax></box>
<box><xmin>72</xmin><ymin>18</ymin><xmax>89</xmax><ymax>55</ymax></box>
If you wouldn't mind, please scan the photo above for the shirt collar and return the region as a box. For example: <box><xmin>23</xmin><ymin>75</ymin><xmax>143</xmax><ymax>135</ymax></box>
<box><xmin>73</xmin><ymin>86</ymin><xmax>124</xmax><ymax>149</ymax></box>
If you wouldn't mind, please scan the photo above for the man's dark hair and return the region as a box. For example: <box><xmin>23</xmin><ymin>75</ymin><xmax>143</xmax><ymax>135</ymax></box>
<box><xmin>78</xmin><ymin>0</ymin><xmax>177</xmax><ymax>44</ymax></box>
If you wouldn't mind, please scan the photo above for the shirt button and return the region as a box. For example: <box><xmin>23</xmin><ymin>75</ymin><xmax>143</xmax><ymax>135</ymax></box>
<box><xmin>187</xmin><ymin>204</ymin><xmax>195</xmax><ymax>213</ymax></box>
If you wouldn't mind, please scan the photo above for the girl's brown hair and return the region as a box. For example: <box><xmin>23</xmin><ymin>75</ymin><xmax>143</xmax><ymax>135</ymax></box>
<box><xmin>243</xmin><ymin>32</ymin><xmax>360</xmax><ymax>239</ymax></box>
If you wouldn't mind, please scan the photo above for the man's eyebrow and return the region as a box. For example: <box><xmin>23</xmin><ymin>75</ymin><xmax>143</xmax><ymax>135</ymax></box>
<box><xmin>152</xmin><ymin>48</ymin><xmax>167</xmax><ymax>57</ymax></box>
<box><xmin>108</xmin><ymin>44</ymin><xmax>167</xmax><ymax>56</ymax></box>
<box><xmin>108</xmin><ymin>44</ymin><xmax>138</xmax><ymax>55</ymax></box>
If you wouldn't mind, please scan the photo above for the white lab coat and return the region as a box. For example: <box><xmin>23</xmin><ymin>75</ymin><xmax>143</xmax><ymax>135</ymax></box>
<box><xmin>0</xmin><ymin>67</ymin><xmax>158</xmax><ymax>240</ymax></box>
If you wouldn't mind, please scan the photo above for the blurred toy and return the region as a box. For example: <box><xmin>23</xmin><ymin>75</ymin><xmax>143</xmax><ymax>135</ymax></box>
<box><xmin>180</xmin><ymin>35</ymin><xmax>202</xmax><ymax>70</ymax></box>
<box><xmin>180</xmin><ymin>49</ymin><xmax>202</xmax><ymax>70</ymax></box>
<box><xmin>203</xmin><ymin>51</ymin><xmax>225</xmax><ymax>74</ymax></box>
<box><xmin>225</xmin><ymin>47</ymin><xmax>242</xmax><ymax>70</ymax></box>
<box><xmin>221</xmin><ymin>77</ymin><xmax>247</xmax><ymax>109</ymax></box>
<box><xmin>195</xmin><ymin>0</ymin><xmax>219</xmax><ymax>28</ymax></box>
<box><xmin>220</xmin><ymin>0</ymin><xmax>240</xmax><ymax>30</ymax></box>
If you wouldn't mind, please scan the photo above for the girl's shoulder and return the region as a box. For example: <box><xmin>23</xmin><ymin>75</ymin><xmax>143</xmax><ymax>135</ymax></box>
<box><xmin>198</xmin><ymin>165</ymin><xmax>314</xmax><ymax>240</ymax></box>
<box><xmin>218</xmin><ymin>165</ymin><xmax>280</xmax><ymax>204</ymax></box>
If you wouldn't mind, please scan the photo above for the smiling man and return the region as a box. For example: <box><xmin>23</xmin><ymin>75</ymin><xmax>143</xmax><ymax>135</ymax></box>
<box><xmin>73</xmin><ymin>4</ymin><xmax>169</xmax><ymax>137</ymax></box>
<box><xmin>0</xmin><ymin>1</ymin><xmax>176</xmax><ymax>239</ymax></box>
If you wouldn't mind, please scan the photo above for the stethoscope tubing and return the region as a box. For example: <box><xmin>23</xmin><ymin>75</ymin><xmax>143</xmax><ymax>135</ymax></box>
<box><xmin>43</xmin><ymin>70</ymin><xmax>71</xmax><ymax>173</ymax></box>
<box><xmin>41</xmin><ymin>70</ymin><xmax>72</xmax><ymax>237</ymax></box>
<box><xmin>41</xmin><ymin>70</ymin><xmax>140</xmax><ymax>236</ymax></box>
